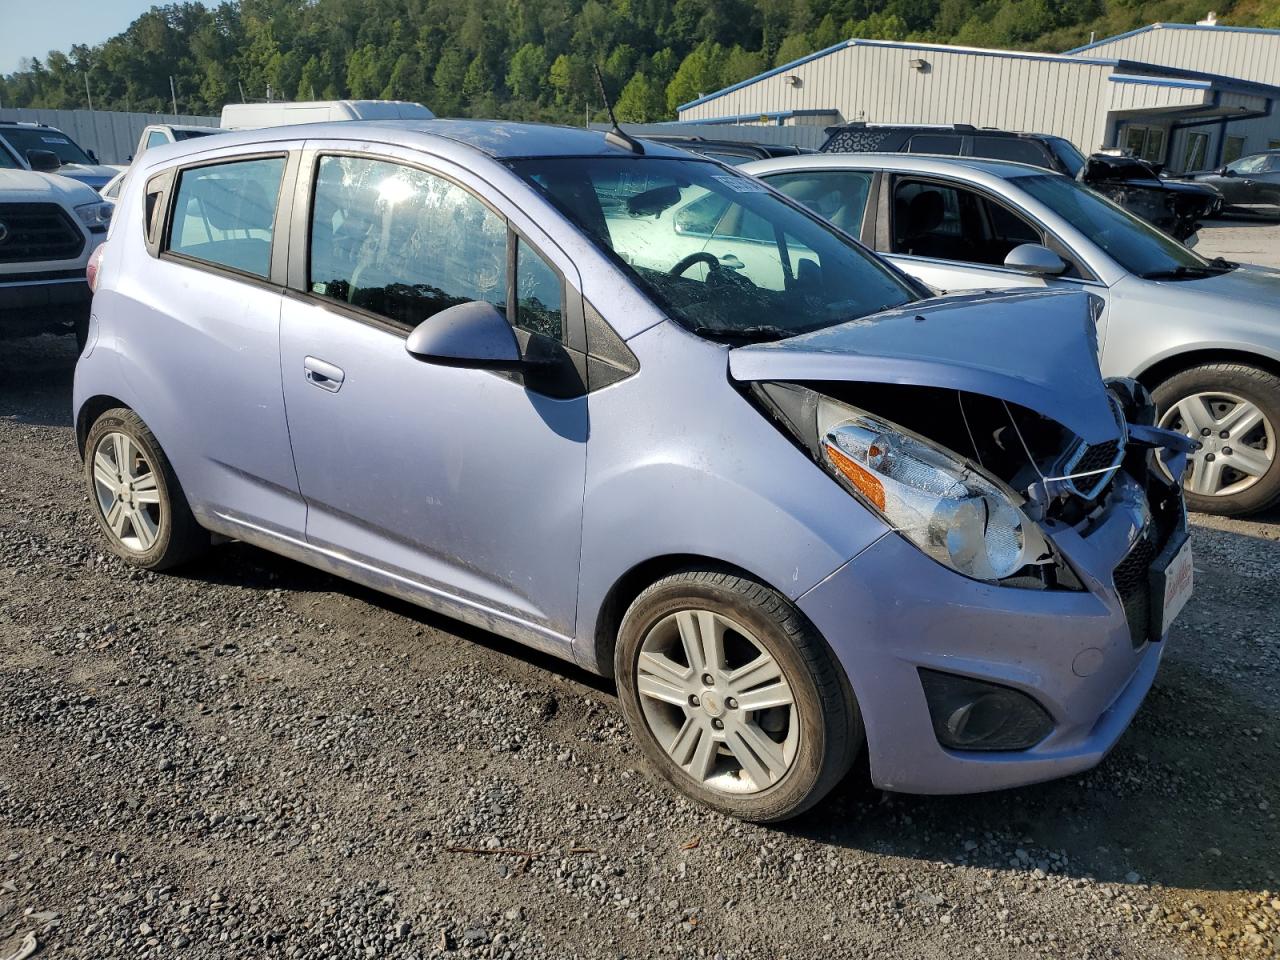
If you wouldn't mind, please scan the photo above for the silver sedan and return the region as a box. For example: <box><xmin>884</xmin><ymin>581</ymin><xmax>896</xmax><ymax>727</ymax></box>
<box><xmin>742</xmin><ymin>153</ymin><xmax>1280</xmax><ymax>515</ymax></box>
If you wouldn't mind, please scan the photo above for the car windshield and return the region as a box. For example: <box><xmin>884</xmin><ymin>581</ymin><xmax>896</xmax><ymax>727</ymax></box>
<box><xmin>0</xmin><ymin>127</ymin><xmax>94</xmax><ymax>165</ymax></box>
<box><xmin>1046</xmin><ymin>137</ymin><xmax>1086</xmax><ymax>178</ymax></box>
<box><xmin>1015</xmin><ymin>174</ymin><xmax>1214</xmax><ymax>278</ymax></box>
<box><xmin>508</xmin><ymin>156</ymin><xmax>917</xmax><ymax>341</ymax></box>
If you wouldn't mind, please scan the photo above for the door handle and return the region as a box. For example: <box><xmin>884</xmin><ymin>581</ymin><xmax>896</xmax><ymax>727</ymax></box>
<box><xmin>303</xmin><ymin>356</ymin><xmax>345</xmax><ymax>393</ymax></box>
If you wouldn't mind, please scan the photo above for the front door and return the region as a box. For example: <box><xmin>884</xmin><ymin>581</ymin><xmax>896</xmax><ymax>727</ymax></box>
<box><xmin>279</xmin><ymin>150</ymin><xmax>588</xmax><ymax>643</ymax></box>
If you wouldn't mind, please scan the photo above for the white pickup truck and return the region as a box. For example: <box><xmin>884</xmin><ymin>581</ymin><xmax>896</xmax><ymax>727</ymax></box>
<box><xmin>0</xmin><ymin>165</ymin><xmax>110</xmax><ymax>347</ymax></box>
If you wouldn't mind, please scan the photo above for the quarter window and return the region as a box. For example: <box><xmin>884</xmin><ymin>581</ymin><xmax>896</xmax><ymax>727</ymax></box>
<box><xmin>515</xmin><ymin>239</ymin><xmax>563</xmax><ymax>340</ymax></box>
<box><xmin>145</xmin><ymin>130</ymin><xmax>169</xmax><ymax>151</ymax></box>
<box><xmin>308</xmin><ymin>155</ymin><xmax>507</xmax><ymax>329</ymax></box>
<box><xmin>167</xmin><ymin>156</ymin><xmax>285</xmax><ymax>278</ymax></box>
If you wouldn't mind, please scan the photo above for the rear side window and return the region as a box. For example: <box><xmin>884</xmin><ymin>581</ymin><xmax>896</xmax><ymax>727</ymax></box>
<box><xmin>970</xmin><ymin>138</ymin><xmax>1049</xmax><ymax>168</ymax></box>
<box><xmin>907</xmin><ymin>135</ymin><xmax>963</xmax><ymax>156</ymax></box>
<box><xmin>308</xmin><ymin>155</ymin><xmax>507</xmax><ymax>328</ymax></box>
<box><xmin>167</xmin><ymin>157</ymin><xmax>285</xmax><ymax>278</ymax></box>
<box><xmin>765</xmin><ymin>170</ymin><xmax>874</xmax><ymax>237</ymax></box>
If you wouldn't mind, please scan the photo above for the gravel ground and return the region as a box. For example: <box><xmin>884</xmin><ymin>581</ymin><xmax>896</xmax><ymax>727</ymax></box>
<box><xmin>1195</xmin><ymin>216</ymin><xmax>1280</xmax><ymax>269</ymax></box>
<box><xmin>1</xmin><ymin>334</ymin><xmax>1278</xmax><ymax>960</ymax></box>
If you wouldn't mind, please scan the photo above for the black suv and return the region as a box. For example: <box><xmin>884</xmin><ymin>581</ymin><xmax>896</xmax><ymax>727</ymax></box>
<box><xmin>821</xmin><ymin>123</ymin><xmax>1221</xmax><ymax>241</ymax></box>
<box><xmin>637</xmin><ymin>134</ymin><xmax>813</xmax><ymax>166</ymax></box>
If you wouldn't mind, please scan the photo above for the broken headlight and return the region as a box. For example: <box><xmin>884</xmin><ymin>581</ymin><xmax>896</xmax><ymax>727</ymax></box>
<box><xmin>756</xmin><ymin>383</ymin><xmax>1057</xmax><ymax>585</ymax></box>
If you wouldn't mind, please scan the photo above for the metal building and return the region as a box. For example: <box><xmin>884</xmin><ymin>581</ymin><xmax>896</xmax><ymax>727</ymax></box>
<box><xmin>676</xmin><ymin>28</ymin><xmax>1280</xmax><ymax>173</ymax></box>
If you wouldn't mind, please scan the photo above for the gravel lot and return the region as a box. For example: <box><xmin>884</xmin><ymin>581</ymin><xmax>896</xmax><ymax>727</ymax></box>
<box><xmin>2</xmin><ymin>263</ymin><xmax>1279</xmax><ymax>958</ymax></box>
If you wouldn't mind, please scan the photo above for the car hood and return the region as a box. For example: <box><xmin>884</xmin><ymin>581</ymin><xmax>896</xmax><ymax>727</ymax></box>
<box><xmin>49</xmin><ymin>163</ymin><xmax>119</xmax><ymax>190</ymax></box>
<box><xmin>0</xmin><ymin>168</ymin><xmax>101</xmax><ymax>205</ymax></box>
<box><xmin>728</xmin><ymin>289</ymin><xmax>1118</xmax><ymax>445</ymax></box>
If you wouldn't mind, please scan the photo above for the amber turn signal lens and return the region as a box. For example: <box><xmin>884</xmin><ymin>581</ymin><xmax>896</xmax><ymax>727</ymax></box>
<box><xmin>824</xmin><ymin>441</ymin><xmax>886</xmax><ymax>512</ymax></box>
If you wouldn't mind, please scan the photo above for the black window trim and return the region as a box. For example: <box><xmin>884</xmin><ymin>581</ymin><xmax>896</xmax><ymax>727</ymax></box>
<box><xmin>157</xmin><ymin>149</ymin><xmax>297</xmax><ymax>292</ymax></box>
<box><xmin>879</xmin><ymin>172</ymin><xmax>1101</xmax><ymax>284</ymax></box>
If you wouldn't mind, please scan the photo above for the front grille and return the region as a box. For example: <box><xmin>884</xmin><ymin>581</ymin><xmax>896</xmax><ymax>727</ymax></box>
<box><xmin>1114</xmin><ymin>529</ymin><xmax>1156</xmax><ymax>648</ymax></box>
<box><xmin>1061</xmin><ymin>396</ymin><xmax>1128</xmax><ymax>500</ymax></box>
<box><xmin>0</xmin><ymin>203</ymin><xmax>85</xmax><ymax>264</ymax></box>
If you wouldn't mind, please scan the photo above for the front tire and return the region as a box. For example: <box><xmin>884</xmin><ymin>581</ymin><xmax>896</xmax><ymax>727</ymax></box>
<box><xmin>1153</xmin><ymin>363</ymin><xmax>1280</xmax><ymax>516</ymax></box>
<box><xmin>615</xmin><ymin>568</ymin><xmax>861</xmax><ymax>822</ymax></box>
<box><xmin>84</xmin><ymin>408</ymin><xmax>208</xmax><ymax>570</ymax></box>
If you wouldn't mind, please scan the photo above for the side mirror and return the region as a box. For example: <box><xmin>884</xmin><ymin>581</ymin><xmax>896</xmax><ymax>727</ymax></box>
<box><xmin>405</xmin><ymin>300</ymin><xmax>520</xmax><ymax>368</ymax></box>
<box><xmin>1003</xmin><ymin>243</ymin><xmax>1068</xmax><ymax>277</ymax></box>
<box><xmin>26</xmin><ymin>149</ymin><xmax>61</xmax><ymax>172</ymax></box>
<box><xmin>1217</xmin><ymin>166</ymin><xmax>1233</xmax><ymax>176</ymax></box>
<box><xmin>87</xmin><ymin>149</ymin><xmax>99</xmax><ymax>164</ymax></box>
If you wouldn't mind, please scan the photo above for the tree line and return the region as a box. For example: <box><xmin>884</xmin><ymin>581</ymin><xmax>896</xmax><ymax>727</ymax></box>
<box><xmin>2</xmin><ymin>0</ymin><xmax>1277</xmax><ymax>123</ymax></box>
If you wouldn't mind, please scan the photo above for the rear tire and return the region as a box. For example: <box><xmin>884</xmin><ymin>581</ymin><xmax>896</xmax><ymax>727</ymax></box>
<box><xmin>1152</xmin><ymin>363</ymin><xmax>1280</xmax><ymax>516</ymax></box>
<box><xmin>615</xmin><ymin>568</ymin><xmax>861</xmax><ymax>822</ymax></box>
<box><xmin>84</xmin><ymin>408</ymin><xmax>209</xmax><ymax>570</ymax></box>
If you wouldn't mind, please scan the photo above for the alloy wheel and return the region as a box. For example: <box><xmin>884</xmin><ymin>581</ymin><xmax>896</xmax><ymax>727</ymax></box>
<box><xmin>634</xmin><ymin>609</ymin><xmax>798</xmax><ymax>795</ymax></box>
<box><xmin>92</xmin><ymin>431</ymin><xmax>163</xmax><ymax>552</ymax></box>
<box><xmin>1159</xmin><ymin>391</ymin><xmax>1276</xmax><ymax>498</ymax></box>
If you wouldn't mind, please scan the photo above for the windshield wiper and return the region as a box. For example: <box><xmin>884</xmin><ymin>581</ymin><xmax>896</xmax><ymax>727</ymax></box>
<box><xmin>1137</xmin><ymin>261</ymin><xmax>1234</xmax><ymax>281</ymax></box>
<box><xmin>688</xmin><ymin>323</ymin><xmax>798</xmax><ymax>343</ymax></box>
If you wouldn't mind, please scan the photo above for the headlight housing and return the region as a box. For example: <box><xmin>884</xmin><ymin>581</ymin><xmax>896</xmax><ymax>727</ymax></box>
<box><xmin>756</xmin><ymin>383</ymin><xmax>1058</xmax><ymax>586</ymax></box>
<box><xmin>74</xmin><ymin>201</ymin><xmax>113</xmax><ymax>231</ymax></box>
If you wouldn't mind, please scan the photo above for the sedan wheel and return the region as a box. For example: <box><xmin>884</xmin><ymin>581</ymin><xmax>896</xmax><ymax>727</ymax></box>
<box><xmin>636</xmin><ymin>609</ymin><xmax>799</xmax><ymax>794</ymax></box>
<box><xmin>83</xmin><ymin>407</ymin><xmax>208</xmax><ymax>569</ymax></box>
<box><xmin>1153</xmin><ymin>364</ymin><xmax>1280</xmax><ymax>516</ymax></box>
<box><xmin>92</xmin><ymin>431</ymin><xmax>163</xmax><ymax>552</ymax></box>
<box><xmin>616</xmin><ymin>569</ymin><xmax>861</xmax><ymax>822</ymax></box>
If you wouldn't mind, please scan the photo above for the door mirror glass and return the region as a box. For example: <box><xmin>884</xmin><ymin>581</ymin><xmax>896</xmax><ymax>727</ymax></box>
<box><xmin>405</xmin><ymin>301</ymin><xmax>521</xmax><ymax>367</ymax></box>
<box><xmin>26</xmin><ymin>149</ymin><xmax>61</xmax><ymax>172</ymax></box>
<box><xmin>1003</xmin><ymin>243</ymin><xmax>1068</xmax><ymax>276</ymax></box>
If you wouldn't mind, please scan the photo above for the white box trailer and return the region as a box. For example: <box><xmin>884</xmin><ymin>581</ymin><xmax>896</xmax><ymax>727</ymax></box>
<box><xmin>219</xmin><ymin>100</ymin><xmax>434</xmax><ymax>130</ymax></box>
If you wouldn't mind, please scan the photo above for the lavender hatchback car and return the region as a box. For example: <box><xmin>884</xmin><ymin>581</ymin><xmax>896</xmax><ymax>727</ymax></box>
<box><xmin>74</xmin><ymin>121</ymin><xmax>1192</xmax><ymax>821</ymax></box>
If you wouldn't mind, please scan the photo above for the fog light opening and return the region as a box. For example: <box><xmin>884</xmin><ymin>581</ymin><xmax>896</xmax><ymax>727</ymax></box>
<box><xmin>920</xmin><ymin>669</ymin><xmax>1053</xmax><ymax>751</ymax></box>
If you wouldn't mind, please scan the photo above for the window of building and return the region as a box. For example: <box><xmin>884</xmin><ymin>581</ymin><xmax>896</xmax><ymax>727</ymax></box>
<box><xmin>1270</xmin><ymin>139</ymin><xmax>1280</xmax><ymax>151</ymax></box>
<box><xmin>308</xmin><ymin>155</ymin><xmax>508</xmax><ymax>329</ymax></box>
<box><xmin>167</xmin><ymin>156</ymin><xmax>285</xmax><ymax>278</ymax></box>
<box><xmin>1182</xmin><ymin>133</ymin><xmax>1209</xmax><ymax>172</ymax></box>
<box><xmin>1123</xmin><ymin>126</ymin><xmax>1167</xmax><ymax>164</ymax></box>
<box><xmin>1223</xmin><ymin>137</ymin><xmax>1247</xmax><ymax>166</ymax></box>
<box><xmin>969</xmin><ymin>138</ymin><xmax>1049</xmax><ymax>168</ymax></box>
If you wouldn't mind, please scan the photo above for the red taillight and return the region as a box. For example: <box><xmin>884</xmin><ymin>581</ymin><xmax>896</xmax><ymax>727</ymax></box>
<box><xmin>87</xmin><ymin>243</ymin><xmax>106</xmax><ymax>293</ymax></box>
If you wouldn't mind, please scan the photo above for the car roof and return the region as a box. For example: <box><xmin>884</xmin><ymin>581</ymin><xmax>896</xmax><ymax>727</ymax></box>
<box><xmin>827</xmin><ymin>123</ymin><xmax>1055</xmax><ymax>141</ymax></box>
<box><xmin>151</xmin><ymin>118</ymin><xmax>695</xmax><ymax>162</ymax></box>
<box><xmin>747</xmin><ymin>152</ymin><xmax>1052</xmax><ymax>180</ymax></box>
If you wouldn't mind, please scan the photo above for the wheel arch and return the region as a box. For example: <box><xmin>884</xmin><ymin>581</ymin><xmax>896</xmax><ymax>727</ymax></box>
<box><xmin>76</xmin><ymin>394</ymin><xmax>132</xmax><ymax>458</ymax></box>
<box><xmin>587</xmin><ymin>554</ymin><xmax>779</xmax><ymax>679</ymax></box>
<box><xmin>1134</xmin><ymin>347</ymin><xmax>1280</xmax><ymax>396</ymax></box>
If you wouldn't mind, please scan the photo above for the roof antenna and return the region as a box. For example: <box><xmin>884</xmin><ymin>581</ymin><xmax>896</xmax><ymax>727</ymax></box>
<box><xmin>593</xmin><ymin>64</ymin><xmax>644</xmax><ymax>155</ymax></box>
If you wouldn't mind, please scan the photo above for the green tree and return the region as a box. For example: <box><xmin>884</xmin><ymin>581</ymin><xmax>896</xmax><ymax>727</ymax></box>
<box><xmin>615</xmin><ymin>72</ymin><xmax>668</xmax><ymax>120</ymax></box>
<box><xmin>433</xmin><ymin>47</ymin><xmax>468</xmax><ymax>116</ymax></box>
<box><xmin>507</xmin><ymin>43</ymin><xmax>550</xmax><ymax>102</ymax></box>
<box><xmin>666</xmin><ymin>42</ymin><xmax>727</xmax><ymax>112</ymax></box>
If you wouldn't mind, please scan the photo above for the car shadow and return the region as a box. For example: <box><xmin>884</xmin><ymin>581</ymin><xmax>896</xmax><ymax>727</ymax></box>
<box><xmin>0</xmin><ymin>334</ymin><xmax>79</xmax><ymax>428</ymax></box>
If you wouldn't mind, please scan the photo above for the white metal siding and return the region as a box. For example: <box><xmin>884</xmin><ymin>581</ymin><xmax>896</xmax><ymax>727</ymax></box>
<box><xmin>1108</xmin><ymin>78</ymin><xmax>1210</xmax><ymax>111</ymax></box>
<box><xmin>1074</xmin><ymin>26</ymin><xmax>1280</xmax><ymax>88</ymax></box>
<box><xmin>679</xmin><ymin>44</ymin><xmax>1117</xmax><ymax>152</ymax></box>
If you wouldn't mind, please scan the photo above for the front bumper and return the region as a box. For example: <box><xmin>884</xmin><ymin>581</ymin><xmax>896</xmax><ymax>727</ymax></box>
<box><xmin>0</xmin><ymin>275</ymin><xmax>92</xmax><ymax>333</ymax></box>
<box><xmin>798</xmin><ymin>471</ymin><xmax>1179</xmax><ymax>795</ymax></box>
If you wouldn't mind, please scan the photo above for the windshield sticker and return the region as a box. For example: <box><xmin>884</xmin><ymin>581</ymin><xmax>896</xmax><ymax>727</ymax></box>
<box><xmin>42</xmin><ymin>137</ymin><xmax>71</xmax><ymax>144</ymax></box>
<box><xmin>712</xmin><ymin>174</ymin><xmax>767</xmax><ymax>193</ymax></box>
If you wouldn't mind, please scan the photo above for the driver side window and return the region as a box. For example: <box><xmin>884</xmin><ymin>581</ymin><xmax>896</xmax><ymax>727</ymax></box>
<box><xmin>889</xmin><ymin>177</ymin><xmax>1044</xmax><ymax>268</ymax></box>
<box><xmin>1228</xmin><ymin>154</ymin><xmax>1267</xmax><ymax>175</ymax></box>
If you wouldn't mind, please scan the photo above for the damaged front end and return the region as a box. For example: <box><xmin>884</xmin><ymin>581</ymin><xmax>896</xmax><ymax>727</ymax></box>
<box><xmin>729</xmin><ymin>289</ymin><xmax>1191</xmax><ymax>608</ymax></box>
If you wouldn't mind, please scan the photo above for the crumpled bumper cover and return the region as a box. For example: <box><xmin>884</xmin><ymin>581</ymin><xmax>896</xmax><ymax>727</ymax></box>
<box><xmin>798</xmin><ymin>471</ymin><xmax>1175</xmax><ymax>795</ymax></box>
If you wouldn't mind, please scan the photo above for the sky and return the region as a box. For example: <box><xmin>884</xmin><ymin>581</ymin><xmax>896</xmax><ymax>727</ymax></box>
<box><xmin>0</xmin><ymin>0</ymin><xmax>162</xmax><ymax>76</ymax></box>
